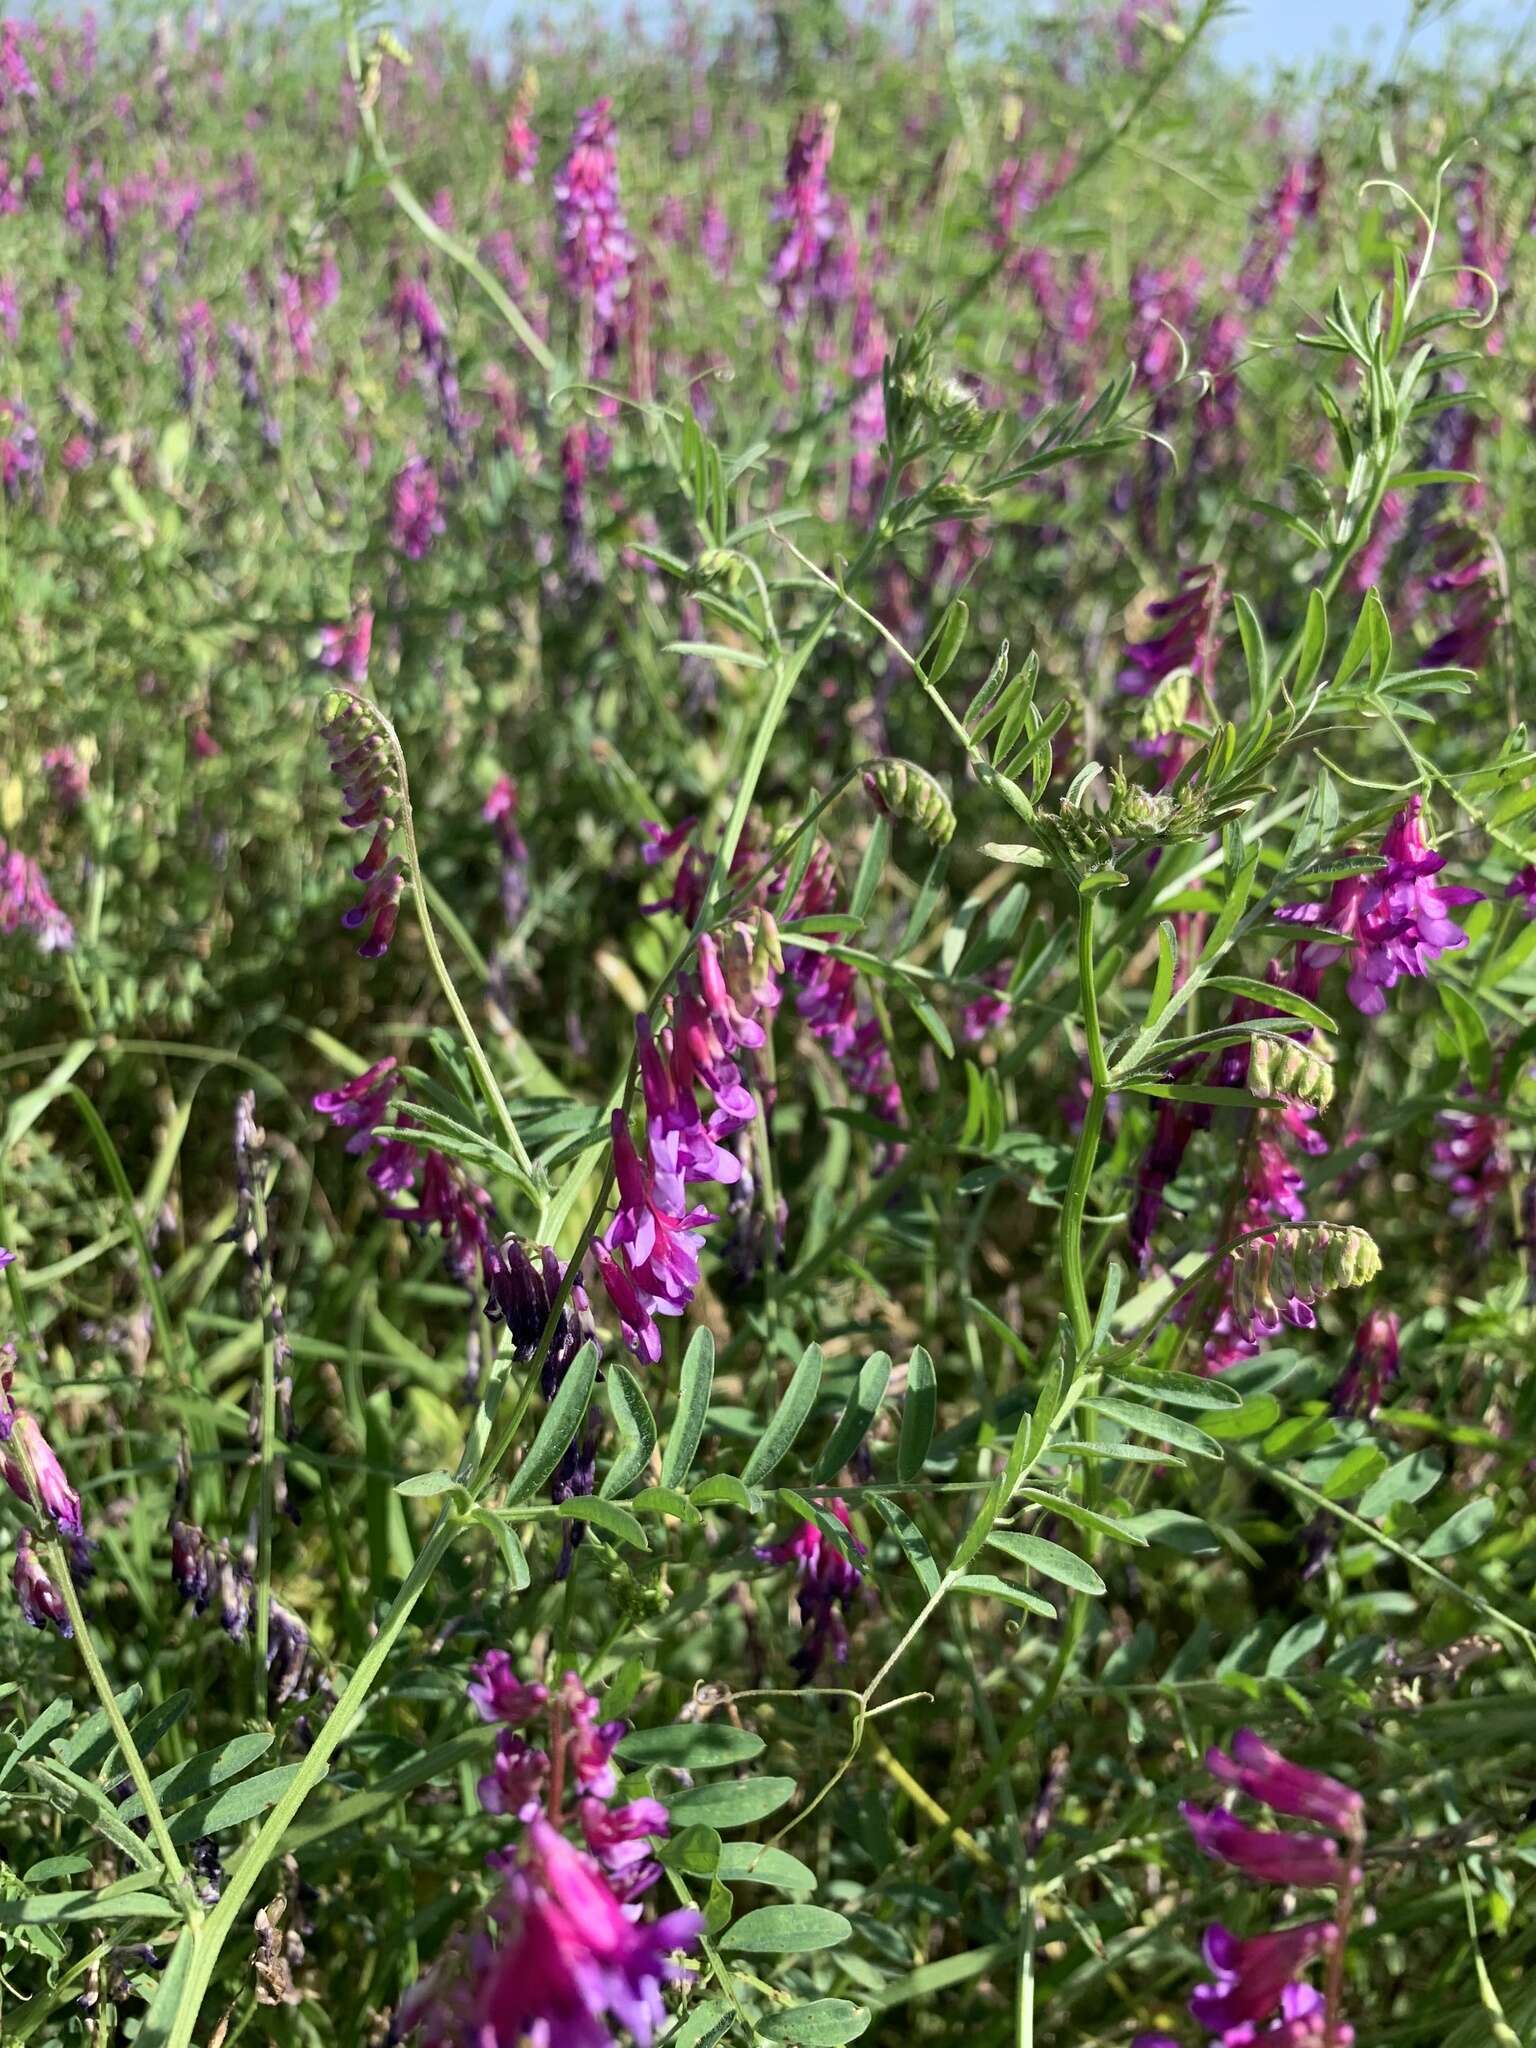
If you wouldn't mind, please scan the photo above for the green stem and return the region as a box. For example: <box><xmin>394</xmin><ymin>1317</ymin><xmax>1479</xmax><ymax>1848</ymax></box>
<box><xmin>1059</xmin><ymin>894</ymin><xmax>1109</xmax><ymax>1358</ymax></box>
<box><xmin>41</xmin><ymin>1529</ymin><xmax>193</xmax><ymax>1906</ymax></box>
<box><xmin>66</xmin><ymin>1087</ymin><xmax>185</xmax><ymax>1386</ymax></box>
<box><xmin>164</xmin><ymin>1513</ymin><xmax>459</xmax><ymax>2047</ymax></box>
<box><xmin>343</xmin><ymin>12</ymin><xmax>557</xmax><ymax>381</ymax></box>
<box><xmin>354</xmin><ymin>695</ymin><xmax>541</xmax><ymax>1198</ymax></box>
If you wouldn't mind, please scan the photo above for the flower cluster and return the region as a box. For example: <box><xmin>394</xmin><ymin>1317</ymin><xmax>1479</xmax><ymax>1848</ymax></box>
<box><xmin>768</xmin><ymin>104</ymin><xmax>840</xmax><ymax>325</ymax></box>
<box><xmin>756</xmin><ymin>1497</ymin><xmax>868</xmax><ymax>1681</ymax></box>
<box><xmin>483</xmin><ymin>773</ymin><xmax>531</xmax><ymax>928</ymax></box>
<box><xmin>390</xmin><ymin>452</ymin><xmax>446</xmax><ymax>560</ymax></box>
<box><xmin>403</xmin><ymin>1660</ymin><xmax>700</xmax><ymax>2047</ymax></box>
<box><xmin>1141</xmin><ymin>1730</ymin><xmax>1365</xmax><ymax>2046</ymax></box>
<box><xmin>315</xmin><ymin>607</ymin><xmax>373</xmax><ymax>687</ymax></box>
<box><xmin>318</xmin><ymin>691</ymin><xmax>404</xmax><ymax>958</ymax></box>
<box><xmin>314</xmin><ymin>1058</ymin><xmax>496</xmax><ymax>1292</ymax></box>
<box><xmin>554</xmin><ymin>97</ymin><xmax>635</xmax><ymax>329</ymax></box>
<box><xmin>1278</xmin><ymin>797</ymin><xmax>1480</xmax><ymax>1016</ymax></box>
<box><xmin>1332</xmin><ymin>1307</ymin><xmax>1400</xmax><ymax>1418</ymax></box>
<box><xmin>592</xmin><ymin>927</ymin><xmax>771</xmax><ymax>1363</ymax></box>
<box><xmin>0</xmin><ymin>838</ymin><xmax>74</xmax><ymax>951</ymax></box>
<box><xmin>2</xmin><ymin>1250</ymin><xmax>87</xmax><ymax>1636</ymax></box>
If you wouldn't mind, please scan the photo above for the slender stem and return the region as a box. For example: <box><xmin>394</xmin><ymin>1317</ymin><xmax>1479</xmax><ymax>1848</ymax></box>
<box><xmin>40</xmin><ymin>1529</ymin><xmax>193</xmax><ymax>1905</ymax></box>
<box><xmin>1059</xmin><ymin>893</ymin><xmax>1109</xmax><ymax>1358</ymax></box>
<box><xmin>1077</xmin><ymin>891</ymin><xmax>1109</xmax><ymax>1091</ymax></box>
<box><xmin>164</xmin><ymin>1513</ymin><xmax>459</xmax><ymax>2047</ymax></box>
<box><xmin>354</xmin><ymin>695</ymin><xmax>541</xmax><ymax>1195</ymax></box>
<box><xmin>343</xmin><ymin>12</ymin><xmax>557</xmax><ymax>381</ymax></box>
<box><xmin>67</xmin><ymin>1087</ymin><xmax>185</xmax><ymax>1385</ymax></box>
<box><xmin>250</xmin><ymin>1156</ymin><xmax>278</xmax><ymax>1717</ymax></box>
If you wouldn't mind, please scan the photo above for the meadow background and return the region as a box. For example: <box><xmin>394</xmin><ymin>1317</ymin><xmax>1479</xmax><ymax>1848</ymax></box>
<box><xmin>0</xmin><ymin>2</ymin><xmax>1534</xmax><ymax>2044</ymax></box>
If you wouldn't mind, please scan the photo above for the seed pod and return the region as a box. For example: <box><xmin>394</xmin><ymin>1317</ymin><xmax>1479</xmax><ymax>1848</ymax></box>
<box><xmin>1250</xmin><ymin>1035</ymin><xmax>1335</xmax><ymax>1113</ymax></box>
<box><xmin>864</xmin><ymin>759</ymin><xmax>956</xmax><ymax>847</ymax></box>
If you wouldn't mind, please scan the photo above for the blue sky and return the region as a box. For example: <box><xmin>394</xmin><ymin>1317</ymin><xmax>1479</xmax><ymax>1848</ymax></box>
<box><xmin>1209</xmin><ymin>0</ymin><xmax>1509</xmax><ymax>70</ymax></box>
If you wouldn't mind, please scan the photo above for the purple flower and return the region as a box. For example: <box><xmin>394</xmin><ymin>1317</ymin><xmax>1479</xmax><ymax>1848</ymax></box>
<box><xmin>390</xmin><ymin>454</ymin><xmax>445</xmax><ymax>560</ymax></box>
<box><xmin>315</xmin><ymin>610</ymin><xmax>373</xmax><ymax>686</ymax></box>
<box><xmin>769</xmin><ymin>107</ymin><xmax>839</xmax><ymax>326</ymax></box>
<box><xmin>42</xmin><ymin>746</ymin><xmax>88</xmax><ymax>813</ymax></box>
<box><xmin>1431</xmin><ymin>1098</ymin><xmax>1510</xmax><ymax>1230</ymax></box>
<box><xmin>468</xmin><ymin>1650</ymin><xmax>549</xmax><ymax>1726</ymax></box>
<box><xmin>635</xmin><ymin>1017</ymin><xmax>740</xmax><ymax>1187</ymax></box>
<box><xmin>0</xmin><ymin>394</ymin><xmax>40</xmax><ymax>496</ymax></box>
<box><xmin>559</xmin><ymin>1673</ymin><xmax>627</xmax><ymax>1800</ymax></box>
<box><xmin>554</xmin><ymin>98</ymin><xmax>635</xmax><ymax>328</ymax></box>
<box><xmin>579</xmin><ymin>1794</ymin><xmax>668</xmax><ymax>1894</ymax></box>
<box><xmin>0</xmin><ymin>839</ymin><xmax>73</xmax><ymax>951</ymax></box>
<box><xmin>757</xmin><ymin>1498</ymin><xmax>867</xmax><ymax>1682</ymax></box>
<box><xmin>1238</xmin><ymin>158</ymin><xmax>1311</xmax><ymax>310</ymax></box>
<box><xmin>479</xmin><ymin>1731</ymin><xmax>549</xmax><ymax>1821</ymax></box>
<box><xmin>1205</xmin><ymin>1731</ymin><xmax>1364</xmax><ymax>1836</ymax></box>
<box><xmin>1332</xmin><ymin>1309</ymin><xmax>1401</xmax><ymax>1419</ymax></box>
<box><xmin>1190</xmin><ymin>1921</ymin><xmax>1334</xmax><ymax>2037</ymax></box>
<box><xmin>1278</xmin><ymin>798</ymin><xmax>1480</xmax><ymax>1015</ymax></box>
<box><xmin>601</xmin><ymin>1112</ymin><xmax>711</xmax><ymax>1334</ymax></box>
<box><xmin>484</xmin><ymin>774</ymin><xmax>530</xmax><ymax>926</ymax></box>
<box><xmin>1421</xmin><ymin>522</ymin><xmax>1501</xmax><ymax>670</ymax></box>
<box><xmin>1505</xmin><ymin>864</ymin><xmax>1536</xmax><ymax>918</ymax></box>
<box><xmin>465</xmin><ymin>1820</ymin><xmax>699</xmax><ymax>2048</ymax></box>
<box><xmin>312</xmin><ymin>1056</ymin><xmax>401</xmax><ymax>1150</ymax></box>
<box><xmin>1180</xmin><ymin>1806</ymin><xmax>1346</xmax><ymax>1889</ymax></box>
<box><xmin>1119</xmin><ymin>567</ymin><xmax>1222</xmax><ymax>699</ymax></box>
<box><xmin>590</xmin><ymin>1241</ymin><xmax>662</xmax><ymax>1365</ymax></box>
<box><xmin>4</xmin><ymin>1412</ymin><xmax>83</xmax><ymax>1535</ymax></box>
<box><xmin>13</xmin><ymin>1528</ymin><xmax>70</xmax><ymax>1636</ymax></box>
<box><xmin>318</xmin><ymin>694</ymin><xmax>404</xmax><ymax>958</ymax></box>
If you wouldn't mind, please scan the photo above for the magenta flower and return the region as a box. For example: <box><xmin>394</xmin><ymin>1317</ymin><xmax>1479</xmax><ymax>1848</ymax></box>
<box><xmin>469</xmin><ymin>1650</ymin><xmax>550</xmax><ymax>1726</ymax></box>
<box><xmin>390</xmin><ymin>454</ymin><xmax>445</xmax><ymax>560</ymax></box>
<box><xmin>1332</xmin><ymin>1308</ymin><xmax>1401</xmax><ymax>1419</ymax></box>
<box><xmin>479</xmin><ymin>1732</ymin><xmax>550</xmax><ymax>1822</ymax></box>
<box><xmin>312</xmin><ymin>1057</ymin><xmax>401</xmax><ymax>1152</ymax></box>
<box><xmin>602</xmin><ymin>1112</ymin><xmax>711</xmax><ymax>1325</ymax></box>
<box><xmin>756</xmin><ymin>1498</ymin><xmax>867</xmax><ymax>1681</ymax></box>
<box><xmin>315</xmin><ymin>609</ymin><xmax>373</xmax><ymax>686</ymax></box>
<box><xmin>3</xmin><ymin>1412</ymin><xmax>83</xmax><ymax>1536</ymax></box>
<box><xmin>554</xmin><ymin>98</ymin><xmax>635</xmax><ymax>328</ymax></box>
<box><xmin>0</xmin><ymin>839</ymin><xmax>73</xmax><ymax>951</ymax></box>
<box><xmin>465</xmin><ymin>1821</ymin><xmax>700</xmax><ymax>2048</ymax></box>
<box><xmin>1205</xmin><ymin>1730</ymin><xmax>1364</xmax><ymax>1836</ymax></box>
<box><xmin>1181</xmin><ymin>1806</ymin><xmax>1346</xmax><ymax>1889</ymax></box>
<box><xmin>562</xmin><ymin>1672</ymin><xmax>628</xmax><ymax>1800</ymax></box>
<box><xmin>1190</xmin><ymin>1922</ymin><xmax>1335</xmax><ymax>2036</ymax></box>
<box><xmin>13</xmin><ymin>1528</ymin><xmax>69</xmax><ymax>1637</ymax></box>
<box><xmin>1278</xmin><ymin>798</ymin><xmax>1480</xmax><ymax>1015</ymax></box>
<box><xmin>769</xmin><ymin>106</ymin><xmax>839</xmax><ymax>325</ymax></box>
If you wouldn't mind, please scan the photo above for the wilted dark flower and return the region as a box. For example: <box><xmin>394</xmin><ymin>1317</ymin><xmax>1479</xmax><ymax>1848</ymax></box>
<box><xmin>1332</xmin><ymin>1308</ymin><xmax>1401</xmax><ymax>1419</ymax></box>
<box><xmin>13</xmin><ymin>1527</ymin><xmax>70</xmax><ymax>1636</ymax></box>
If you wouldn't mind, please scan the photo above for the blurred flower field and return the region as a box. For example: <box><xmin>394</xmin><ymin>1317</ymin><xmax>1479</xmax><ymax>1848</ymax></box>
<box><xmin>1</xmin><ymin>2</ymin><xmax>1535</xmax><ymax>2043</ymax></box>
